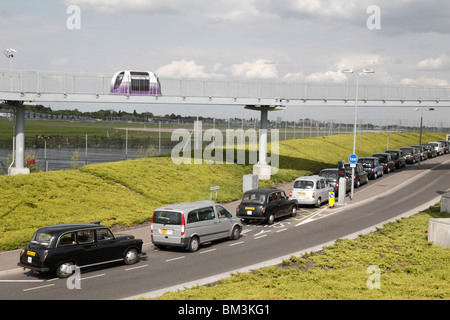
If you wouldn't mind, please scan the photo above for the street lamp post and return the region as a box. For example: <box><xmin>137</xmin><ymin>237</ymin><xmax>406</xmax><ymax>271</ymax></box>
<box><xmin>342</xmin><ymin>68</ymin><xmax>375</xmax><ymax>200</ymax></box>
<box><xmin>412</xmin><ymin>107</ymin><xmax>435</xmax><ymax>166</ymax></box>
<box><xmin>4</xmin><ymin>48</ymin><xmax>17</xmax><ymax>90</ymax></box>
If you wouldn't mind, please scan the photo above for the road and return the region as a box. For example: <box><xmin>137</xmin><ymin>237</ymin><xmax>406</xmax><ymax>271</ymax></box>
<box><xmin>0</xmin><ymin>154</ymin><xmax>449</xmax><ymax>300</ymax></box>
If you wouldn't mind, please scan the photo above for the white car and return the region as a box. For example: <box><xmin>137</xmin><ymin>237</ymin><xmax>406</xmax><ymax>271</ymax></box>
<box><xmin>429</xmin><ymin>141</ymin><xmax>445</xmax><ymax>156</ymax></box>
<box><xmin>290</xmin><ymin>175</ymin><xmax>334</xmax><ymax>208</ymax></box>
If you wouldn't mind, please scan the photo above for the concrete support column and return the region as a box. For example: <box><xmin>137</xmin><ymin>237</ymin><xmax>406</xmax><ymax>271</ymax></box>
<box><xmin>258</xmin><ymin>107</ymin><xmax>268</xmax><ymax>165</ymax></box>
<box><xmin>9</xmin><ymin>106</ymin><xmax>30</xmax><ymax>176</ymax></box>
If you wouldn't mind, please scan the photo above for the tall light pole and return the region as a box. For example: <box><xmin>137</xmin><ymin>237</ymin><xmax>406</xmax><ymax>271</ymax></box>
<box><xmin>412</xmin><ymin>107</ymin><xmax>435</xmax><ymax>166</ymax></box>
<box><xmin>4</xmin><ymin>48</ymin><xmax>17</xmax><ymax>90</ymax></box>
<box><xmin>342</xmin><ymin>68</ymin><xmax>375</xmax><ymax>200</ymax></box>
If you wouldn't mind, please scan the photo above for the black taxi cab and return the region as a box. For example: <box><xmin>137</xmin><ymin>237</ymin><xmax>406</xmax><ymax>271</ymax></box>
<box><xmin>236</xmin><ymin>188</ymin><xmax>298</xmax><ymax>225</ymax></box>
<box><xmin>18</xmin><ymin>222</ymin><xmax>145</xmax><ymax>278</ymax></box>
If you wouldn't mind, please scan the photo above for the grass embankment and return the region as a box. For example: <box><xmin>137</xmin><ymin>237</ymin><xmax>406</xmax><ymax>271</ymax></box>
<box><xmin>153</xmin><ymin>204</ymin><xmax>450</xmax><ymax>300</ymax></box>
<box><xmin>0</xmin><ymin>132</ymin><xmax>445</xmax><ymax>250</ymax></box>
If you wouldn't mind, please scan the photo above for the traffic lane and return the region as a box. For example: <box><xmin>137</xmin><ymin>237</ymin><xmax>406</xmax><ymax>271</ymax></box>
<box><xmin>2</xmin><ymin>155</ymin><xmax>448</xmax><ymax>299</ymax></box>
<box><xmin>0</xmin><ymin>213</ymin><xmax>328</xmax><ymax>300</ymax></box>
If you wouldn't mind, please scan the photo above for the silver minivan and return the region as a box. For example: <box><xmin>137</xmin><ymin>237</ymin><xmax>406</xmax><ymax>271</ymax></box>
<box><xmin>289</xmin><ymin>175</ymin><xmax>334</xmax><ymax>207</ymax></box>
<box><xmin>151</xmin><ymin>200</ymin><xmax>242</xmax><ymax>252</ymax></box>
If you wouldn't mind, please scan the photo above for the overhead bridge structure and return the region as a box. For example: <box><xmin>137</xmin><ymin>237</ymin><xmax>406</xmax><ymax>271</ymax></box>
<box><xmin>1</xmin><ymin>69</ymin><xmax>450</xmax><ymax>177</ymax></box>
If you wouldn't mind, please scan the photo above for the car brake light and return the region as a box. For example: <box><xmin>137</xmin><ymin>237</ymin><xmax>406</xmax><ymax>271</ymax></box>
<box><xmin>312</xmin><ymin>192</ymin><xmax>315</xmax><ymax>199</ymax></box>
<box><xmin>41</xmin><ymin>252</ymin><xmax>48</xmax><ymax>262</ymax></box>
<box><xmin>151</xmin><ymin>212</ymin><xmax>154</xmax><ymax>233</ymax></box>
<box><xmin>181</xmin><ymin>214</ymin><xmax>186</xmax><ymax>236</ymax></box>
<box><xmin>289</xmin><ymin>191</ymin><xmax>292</xmax><ymax>197</ymax></box>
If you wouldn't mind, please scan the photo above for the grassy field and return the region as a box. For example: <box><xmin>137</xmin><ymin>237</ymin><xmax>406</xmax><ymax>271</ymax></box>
<box><xmin>0</xmin><ymin>131</ymin><xmax>446</xmax><ymax>250</ymax></box>
<box><xmin>152</xmin><ymin>204</ymin><xmax>450</xmax><ymax>300</ymax></box>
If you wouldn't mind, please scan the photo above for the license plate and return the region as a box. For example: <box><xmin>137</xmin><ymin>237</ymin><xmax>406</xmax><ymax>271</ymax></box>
<box><xmin>297</xmin><ymin>192</ymin><xmax>306</xmax><ymax>196</ymax></box>
<box><xmin>27</xmin><ymin>251</ymin><xmax>35</xmax><ymax>256</ymax></box>
<box><xmin>27</xmin><ymin>257</ymin><xmax>33</xmax><ymax>263</ymax></box>
<box><xmin>245</xmin><ymin>207</ymin><xmax>255</xmax><ymax>210</ymax></box>
<box><xmin>160</xmin><ymin>229</ymin><xmax>173</xmax><ymax>235</ymax></box>
<box><xmin>247</xmin><ymin>211</ymin><xmax>252</xmax><ymax>215</ymax></box>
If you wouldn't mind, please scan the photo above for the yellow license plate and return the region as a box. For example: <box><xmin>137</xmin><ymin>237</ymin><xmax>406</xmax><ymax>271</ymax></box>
<box><xmin>297</xmin><ymin>192</ymin><xmax>306</xmax><ymax>196</ymax></box>
<box><xmin>245</xmin><ymin>207</ymin><xmax>255</xmax><ymax>210</ymax></box>
<box><xmin>27</xmin><ymin>250</ymin><xmax>36</xmax><ymax>256</ymax></box>
<box><xmin>161</xmin><ymin>229</ymin><xmax>167</xmax><ymax>235</ymax></box>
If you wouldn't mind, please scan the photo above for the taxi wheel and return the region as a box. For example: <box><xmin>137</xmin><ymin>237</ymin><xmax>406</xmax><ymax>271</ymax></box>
<box><xmin>231</xmin><ymin>226</ymin><xmax>241</xmax><ymax>240</ymax></box>
<box><xmin>267</xmin><ymin>214</ymin><xmax>275</xmax><ymax>225</ymax></box>
<box><xmin>315</xmin><ymin>197</ymin><xmax>322</xmax><ymax>208</ymax></box>
<box><xmin>56</xmin><ymin>261</ymin><xmax>75</xmax><ymax>278</ymax></box>
<box><xmin>291</xmin><ymin>205</ymin><xmax>297</xmax><ymax>217</ymax></box>
<box><xmin>124</xmin><ymin>248</ymin><xmax>139</xmax><ymax>265</ymax></box>
<box><xmin>188</xmin><ymin>236</ymin><xmax>200</xmax><ymax>252</ymax></box>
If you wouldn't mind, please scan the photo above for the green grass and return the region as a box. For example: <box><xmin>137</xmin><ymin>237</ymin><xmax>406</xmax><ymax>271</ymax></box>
<box><xmin>153</xmin><ymin>204</ymin><xmax>450</xmax><ymax>300</ymax></box>
<box><xmin>0</xmin><ymin>131</ymin><xmax>446</xmax><ymax>250</ymax></box>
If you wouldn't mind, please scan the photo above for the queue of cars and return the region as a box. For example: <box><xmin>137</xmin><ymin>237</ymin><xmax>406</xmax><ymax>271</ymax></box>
<box><xmin>18</xmin><ymin>139</ymin><xmax>449</xmax><ymax>278</ymax></box>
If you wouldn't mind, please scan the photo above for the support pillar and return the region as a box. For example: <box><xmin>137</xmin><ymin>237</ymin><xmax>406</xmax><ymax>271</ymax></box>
<box><xmin>245</xmin><ymin>105</ymin><xmax>284</xmax><ymax>180</ymax></box>
<box><xmin>258</xmin><ymin>107</ymin><xmax>268</xmax><ymax>165</ymax></box>
<box><xmin>9</xmin><ymin>105</ymin><xmax>30</xmax><ymax>176</ymax></box>
<box><xmin>253</xmin><ymin>106</ymin><xmax>271</xmax><ymax>180</ymax></box>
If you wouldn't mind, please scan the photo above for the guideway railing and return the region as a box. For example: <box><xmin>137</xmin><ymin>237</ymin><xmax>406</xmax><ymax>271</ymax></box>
<box><xmin>1</xmin><ymin>69</ymin><xmax>450</xmax><ymax>105</ymax></box>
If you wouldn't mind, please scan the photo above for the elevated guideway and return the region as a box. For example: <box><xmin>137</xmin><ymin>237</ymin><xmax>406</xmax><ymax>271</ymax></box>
<box><xmin>1</xmin><ymin>69</ymin><xmax>450</xmax><ymax>177</ymax></box>
<box><xmin>1</xmin><ymin>69</ymin><xmax>450</xmax><ymax>107</ymax></box>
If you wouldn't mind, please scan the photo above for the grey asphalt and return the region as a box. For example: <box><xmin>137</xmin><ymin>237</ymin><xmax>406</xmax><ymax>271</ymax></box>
<box><xmin>0</xmin><ymin>155</ymin><xmax>450</xmax><ymax>276</ymax></box>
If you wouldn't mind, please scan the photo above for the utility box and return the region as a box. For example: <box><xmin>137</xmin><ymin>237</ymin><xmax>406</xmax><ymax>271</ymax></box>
<box><xmin>428</xmin><ymin>218</ymin><xmax>450</xmax><ymax>248</ymax></box>
<box><xmin>440</xmin><ymin>192</ymin><xmax>450</xmax><ymax>213</ymax></box>
<box><xmin>243</xmin><ymin>174</ymin><xmax>258</xmax><ymax>193</ymax></box>
<box><xmin>338</xmin><ymin>177</ymin><xmax>346</xmax><ymax>205</ymax></box>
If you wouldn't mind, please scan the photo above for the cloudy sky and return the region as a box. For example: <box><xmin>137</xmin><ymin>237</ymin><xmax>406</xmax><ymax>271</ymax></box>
<box><xmin>1</xmin><ymin>0</ymin><xmax>449</xmax><ymax>125</ymax></box>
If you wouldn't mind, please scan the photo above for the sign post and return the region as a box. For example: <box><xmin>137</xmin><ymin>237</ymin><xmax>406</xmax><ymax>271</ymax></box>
<box><xmin>348</xmin><ymin>154</ymin><xmax>358</xmax><ymax>200</ymax></box>
<box><xmin>210</xmin><ymin>186</ymin><xmax>219</xmax><ymax>200</ymax></box>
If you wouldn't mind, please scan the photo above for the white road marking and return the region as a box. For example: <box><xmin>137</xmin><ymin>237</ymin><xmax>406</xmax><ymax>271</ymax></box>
<box><xmin>125</xmin><ymin>264</ymin><xmax>149</xmax><ymax>271</ymax></box>
<box><xmin>199</xmin><ymin>249</ymin><xmax>216</xmax><ymax>254</ymax></box>
<box><xmin>23</xmin><ymin>284</ymin><xmax>55</xmax><ymax>292</ymax></box>
<box><xmin>165</xmin><ymin>256</ymin><xmax>185</xmax><ymax>262</ymax></box>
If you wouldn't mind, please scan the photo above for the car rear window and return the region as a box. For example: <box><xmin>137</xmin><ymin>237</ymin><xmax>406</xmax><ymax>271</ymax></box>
<box><xmin>243</xmin><ymin>194</ymin><xmax>265</xmax><ymax>204</ymax></box>
<box><xmin>320</xmin><ymin>172</ymin><xmax>337</xmax><ymax>179</ymax></box>
<box><xmin>153</xmin><ymin>211</ymin><xmax>182</xmax><ymax>225</ymax></box>
<box><xmin>31</xmin><ymin>231</ymin><xmax>53</xmax><ymax>247</ymax></box>
<box><xmin>359</xmin><ymin>159</ymin><xmax>373</xmax><ymax>166</ymax></box>
<box><xmin>294</xmin><ymin>180</ymin><xmax>314</xmax><ymax>189</ymax></box>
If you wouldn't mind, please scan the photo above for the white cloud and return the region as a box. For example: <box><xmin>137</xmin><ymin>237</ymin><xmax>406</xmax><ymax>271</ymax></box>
<box><xmin>230</xmin><ymin>59</ymin><xmax>278</xmax><ymax>79</ymax></box>
<box><xmin>400</xmin><ymin>76</ymin><xmax>449</xmax><ymax>86</ymax></box>
<box><xmin>255</xmin><ymin>0</ymin><xmax>358</xmax><ymax>18</ymax></box>
<box><xmin>336</xmin><ymin>54</ymin><xmax>382</xmax><ymax>71</ymax></box>
<box><xmin>305</xmin><ymin>70</ymin><xmax>347</xmax><ymax>83</ymax></box>
<box><xmin>283</xmin><ymin>72</ymin><xmax>304</xmax><ymax>81</ymax></box>
<box><xmin>417</xmin><ymin>53</ymin><xmax>450</xmax><ymax>70</ymax></box>
<box><xmin>64</xmin><ymin>0</ymin><xmax>183</xmax><ymax>14</ymax></box>
<box><xmin>156</xmin><ymin>60</ymin><xmax>209</xmax><ymax>78</ymax></box>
